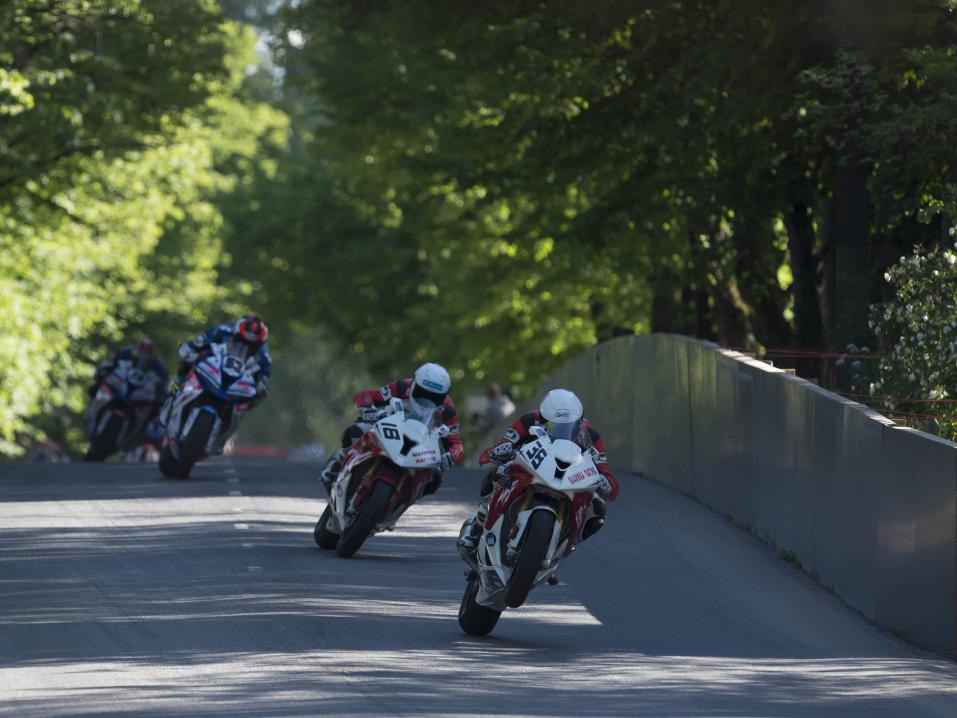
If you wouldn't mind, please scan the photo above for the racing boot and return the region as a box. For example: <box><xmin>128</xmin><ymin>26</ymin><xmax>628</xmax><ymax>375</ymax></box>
<box><xmin>456</xmin><ymin>501</ymin><xmax>488</xmax><ymax>568</ymax></box>
<box><xmin>581</xmin><ymin>496</ymin><xmax>607</xmax><ymax>541</ymax></box>
<box><xmin>320</xmin><ymin>449</ymin><xmax>345</xmax><ymax>495</ymax></box>
<box><xmin>156</xmin><ymin>381</ymin><xmax>180</xmax><ymax>431</ymax></box>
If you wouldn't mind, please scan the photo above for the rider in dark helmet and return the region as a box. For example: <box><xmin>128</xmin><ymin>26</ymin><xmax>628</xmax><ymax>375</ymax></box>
<box><xmin>89</xmin><ymin>338</ymin><xmax>168</xmax><ymax>401</ymax></box>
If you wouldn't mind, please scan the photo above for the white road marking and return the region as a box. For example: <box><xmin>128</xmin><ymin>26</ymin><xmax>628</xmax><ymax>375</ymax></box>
<box><xmin>234</xmin><ymin>523</ymin><xmax>249</xmax><ymax>530</ymax></box>
<box><xmin>228</xmin><ymin>490</ymin><xmax>242</xmax><ymax>496</ymax></box>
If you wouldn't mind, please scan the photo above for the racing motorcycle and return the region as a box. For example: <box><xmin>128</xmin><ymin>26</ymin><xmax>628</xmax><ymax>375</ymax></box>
<box><xmin>85</xmin><ymin>360</ymin><xmax>165</xmax><ymax>461</ymax></box>
<box><xmin>458</xmin><ymin>425</ymin><xmax>605</xmax><ymax>636</ymax></box>
<box><xmin>313</xmin><ymin>396</ymin><xmax>449</xmax><ymax>558</ymax></box>
<box><xmin>158</xmin><ymin>341</ymin><xmax>259</xmax><ymax>479</ymax></box>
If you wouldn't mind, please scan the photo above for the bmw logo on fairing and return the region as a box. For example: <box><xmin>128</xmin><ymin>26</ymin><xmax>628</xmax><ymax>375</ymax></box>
<box><xmin>486</xmin><ymin>533</ymin><xmax>497</xmax><ymax>547</ymax></box>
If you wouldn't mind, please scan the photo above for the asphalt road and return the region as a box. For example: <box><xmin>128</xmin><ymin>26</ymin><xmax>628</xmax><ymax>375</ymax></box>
<box><xmin>1</xmin><ymin>460</ymin><xmax>956</xmax><ymax>717</ymax></box>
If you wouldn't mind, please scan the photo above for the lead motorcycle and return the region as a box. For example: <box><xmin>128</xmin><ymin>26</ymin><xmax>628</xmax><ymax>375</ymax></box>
<box><xmin>458</xmin><ymin>425</ymin><xmax>605</xmax><ymax>636</ymax></box>
<box><xmin>159</xmin><ymin>341</ymin><xmax>259</xmax><ymax>479</ymax></box>
<box><xmin>314</xmin><ymin>397</ymin><xmax>449</xmax><ymax>558</ymax></box>
<box><xmin>85</xmin><ymin>360</ymin><xmax>165</xmax><ymax>461</ymax></box>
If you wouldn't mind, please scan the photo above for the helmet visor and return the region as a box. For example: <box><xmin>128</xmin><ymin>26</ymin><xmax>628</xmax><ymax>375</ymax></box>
<box><xmin>546</xmin><ymin>419</ymin><xmax>581</xmax><ymax>442</ymax></box>
<box><xmin>412</xmin><ymin>383</ymin><xmax>446</xmax><ymax>406</ymax></box>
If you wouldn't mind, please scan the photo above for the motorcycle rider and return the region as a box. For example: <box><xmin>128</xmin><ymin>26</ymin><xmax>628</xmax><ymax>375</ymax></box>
<box><xmin>319</xmin><ymin>362</ymin><xmax>465</xmax><ymax>495</ymax></box>
<box><xmin>173</xmin><ymin>313</ymin><xmax>271</xmax><ymax>395</ymax></box>
<box><xmin>89</xmin><ymin>338</ymin><xmax>169</xmax><ymax>411</ymax></box>
<box><xmin>457</xmin><ymin>388</ymin><xmax>619</xmax><ymax>559</ymax></box>
<box><xmin>159</xmin><ymin>314</ymin><xmax>271</xmax><ymax>430</ymax></box>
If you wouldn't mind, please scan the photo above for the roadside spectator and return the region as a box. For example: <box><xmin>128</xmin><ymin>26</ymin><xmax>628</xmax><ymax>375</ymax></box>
<box><xmin>480</xmin><ymin>382</ymin><xmax>515</xmax><ymax>433</ymax></box>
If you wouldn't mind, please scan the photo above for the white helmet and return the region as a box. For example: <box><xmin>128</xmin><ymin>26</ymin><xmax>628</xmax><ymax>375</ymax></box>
<box><xmin>539</xmin><ymin>388</ymin><xmax>584</xmax><ymax>441</ymax></box>
<box><xmin>410</xmin><ymin>362</ymin><xmax>452</xmax><ymax>414</ymax></box>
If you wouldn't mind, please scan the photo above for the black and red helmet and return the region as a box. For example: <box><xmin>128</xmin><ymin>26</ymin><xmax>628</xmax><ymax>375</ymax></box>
<box><xmin>236</xmin><ymin>313</ymin><xmax>268</xmax><ymax>346</ymax></box>
<box><xmin>136</xmin><ymin>338</ymin><xmax>157</xmax><ymax>358</ymax></box>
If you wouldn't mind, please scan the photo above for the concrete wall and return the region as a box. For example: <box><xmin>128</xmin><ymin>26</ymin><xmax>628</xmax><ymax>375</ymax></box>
<box><xmin>505</xmin><ymin>334</ymin><xmax>957</xmax><ymax>657</ymax></box>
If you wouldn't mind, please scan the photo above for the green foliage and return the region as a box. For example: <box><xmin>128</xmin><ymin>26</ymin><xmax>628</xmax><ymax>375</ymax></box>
<box><xmin>260</xmin><ymin>0</ymin><xmax>957</xmax><ymax>397</ymax></box>
<box><xmin>236</xmin><ymin>326</ymin><xmax>373</xmax><ymax>450</ymax></box>
<box><xmin>870</xmin><ymin>245</ymin><xmax>957</xmax><ymax>436</ymax></box>
<box><xmin>0</xmin><ymin>6</ymin><xmax>289</xmax><ymax>454</ymax></box>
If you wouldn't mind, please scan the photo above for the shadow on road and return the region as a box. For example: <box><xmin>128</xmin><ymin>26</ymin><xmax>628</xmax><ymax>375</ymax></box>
<box><xmin>1</xmin><ymin>463</ymin><xmax>956</xmax><ymax>717</ymax></box>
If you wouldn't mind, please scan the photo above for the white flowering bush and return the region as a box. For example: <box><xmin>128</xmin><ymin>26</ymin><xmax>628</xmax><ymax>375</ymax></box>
<box><xmin>870</xmin><ymin>245</ymin><xmax>957</xmax><ymax>435</ymax></box>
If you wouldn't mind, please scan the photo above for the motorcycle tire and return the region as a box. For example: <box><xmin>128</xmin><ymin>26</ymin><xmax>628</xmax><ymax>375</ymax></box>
<box><xmin>314</xmin><ymin>504</ymin><xmax>339</xmax><ymax>549</ymax></box>
<box><xmin>336</xmin><ymin>479</ymin><xmax>393</xmax><ymax>558</ymax></box>
<box><xmin>84</xmin><ymin>414</ymin><xmax>124</xmax><ymax>462</ymax></box>
<box><xmin>504</xmin><ymin>510</ymin><xmax>555</xmax><ymax>609</ymax></box>
<box><xmin>458</xmin><ymin>574</ymin><xmax>501</xmax><ymax>636</ymax></box>
<box><xmin>158</xmin><ymin>445</ymin><xmax>177</xmax><ymax>477</ymax></box>
<box><xmin>172</xmin><ymin>411</ymin><xmax>215</xmax><ymax>480</ymax></box>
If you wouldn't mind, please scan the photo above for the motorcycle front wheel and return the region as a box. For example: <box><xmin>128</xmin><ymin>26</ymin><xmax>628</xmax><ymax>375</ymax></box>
<box><xmin>171</xmin><ymin>411</ymin><xmax>215</xmax><ymax>480</ymax></box>
<box><xmin>314</xmin><ymin>504</ymin><xmax>339</xmax><ymax>549</ymax></box>
<box><xmin>336</xmin><ymin>479</ymin><xmax>394</xmax><ymax>558</ymax></box>
<box><xmin>504</xmin><ymin>509</ymin><xmax>555</xmax><ymax>609</ymax></box>
<box><xmin>458</xmin><ymin>574</ymin><xmax>501</xmax><ymax>636</ymax></box>
<box><xmin>158</xmin><ymin>445</ymin><xmax>177</xmax><ymax>477</ymax></box>
<box><xmin>85</xmin><ymin>414</ymin><xmax>124</xmax><ymax>462</ymax></box>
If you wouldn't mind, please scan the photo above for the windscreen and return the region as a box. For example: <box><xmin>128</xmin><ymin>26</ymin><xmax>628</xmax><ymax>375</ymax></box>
<box><xmin>547</xmin><ymin>419</ymin><xmax>581</xmax><ymax>442</ymax></box>
<box><xmin>405</xmin><ymin>396</ymin><xmax>442</xmax><ymax>425</ymax></box>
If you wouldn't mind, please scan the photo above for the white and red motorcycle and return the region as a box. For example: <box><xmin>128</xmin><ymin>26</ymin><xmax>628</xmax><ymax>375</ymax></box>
<box><xmin>159</xmin><ymin>341</ymin><xmax>260</xmax><ymax>479</ymax></box>
<box><xmin>314</xmin><ymin>397</ymin><xmax>449</xmax><ymax>558</ymax></box>
<box><xmin>458</xmin><ymin>426</ymin><xmax>605</xmax><ymax>636</ymax></box>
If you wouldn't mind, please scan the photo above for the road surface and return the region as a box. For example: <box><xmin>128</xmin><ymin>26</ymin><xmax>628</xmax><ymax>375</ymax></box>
<box><xmin>1</xmin><ymin>460</ymin><xmax>956</xmax><ymax>717</ymax></box>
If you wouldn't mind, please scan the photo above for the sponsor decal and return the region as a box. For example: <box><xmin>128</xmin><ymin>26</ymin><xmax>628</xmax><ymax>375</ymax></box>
<box><xmin>555</xmin><ymin>409</ymin><xmax>570</xmax><ymax>418</ymax></box>
<box><xmin>413</xmin><ymin>448</ymin><xmax>438</xmax><ymax>465</ymax></box>
<box><xmin>422</xmin><ymin>379</ymin><xmax>444</xmax><ymax>391</ymax></box>
<box><xmin>567</xmin><ymin>466</ymin><xmax>599</xmax><ymax>484</ymax></box>
<box><xmin>486</xmin><ymin>533</ymin><xmax>497</xmax><ymax>547</ymax></box>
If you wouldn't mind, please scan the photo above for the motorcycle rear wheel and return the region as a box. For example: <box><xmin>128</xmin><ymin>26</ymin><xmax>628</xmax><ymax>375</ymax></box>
<box><xmin>458</xmin><ymin>574</ymin><xmax>501</xmax><ymax>636</ymax></box>
<box><xmin>85</xmin><ymin>414</ymin><xmax>124</xmax><ymax>462</ymax></box>
<box><xmin>172</xmin><ymin>411</ymin><xmax>215</xmax><ymax>480</ymax></box>
<box><xmin>336</xmin><ymin>479</ymin><xmax>394</xmax><ymax>558</ymax></box>
<box><xmin>504</xmin><ymin>510</ymin><xmax>555</xmax><ymax>609</ymax></box>
<box><xmin>314</xmin><ymin>504</ymin><xmax>339</xmax><ymax>549</ymax></box>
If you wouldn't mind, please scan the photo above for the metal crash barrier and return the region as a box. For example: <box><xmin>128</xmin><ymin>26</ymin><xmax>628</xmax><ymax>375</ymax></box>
<box><xmin>503</xmin><ymin>334</ymin><xmax>957</xmax><ymax>657</ymax></box>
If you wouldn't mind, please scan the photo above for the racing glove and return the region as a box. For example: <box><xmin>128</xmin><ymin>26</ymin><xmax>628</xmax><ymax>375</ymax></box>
<box><xmin>440</xmin><ymin>451</ymin><xmax>456</xmax><ymax>471</ymax></box>
<box><xmin>596</xmin><ymin>476</ymin><xmax>613</xmax><ymax>498</ymax></box>
<box><xmin>178</xmin><ymin>343</ymin><xmax>198</xmax><ymax>363</ymax></box>
<box><xmin>359</xmin><ymin>405</ymin><xmax>384</xmax><ymax>423</ymax></box>
<box><xmin>489</xmin><ymin>441</ymin><xmax>516</xmax><ymax>463</ymax></box>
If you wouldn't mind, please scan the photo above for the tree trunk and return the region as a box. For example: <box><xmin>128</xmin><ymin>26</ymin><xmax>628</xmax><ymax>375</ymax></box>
<box><xmin>783</xmin><ymin>202</ymin><xmax>825</xmax><ymax>349</ymax></box>
<box><xmin>832</xmin><ymin>160</ymin><xmax>872</xmax><ymax>351</ymax></box>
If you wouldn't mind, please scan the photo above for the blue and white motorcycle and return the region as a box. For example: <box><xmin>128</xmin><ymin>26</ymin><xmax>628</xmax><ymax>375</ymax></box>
<box><xmin>159</xmin><ymin>342</ymin><xmax>260</xmax><ymax>479</ymax></box>
<box><xmin>84</xmin><ymin>359</ymin><xmax>165</xmax><ymax>462</ymax></box>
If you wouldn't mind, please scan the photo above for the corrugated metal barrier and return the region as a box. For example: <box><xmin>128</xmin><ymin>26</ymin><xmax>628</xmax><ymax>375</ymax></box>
<box><xmin>498</xmin><ymin>333</ymin><xmax>957</xmax><ymax>657</ymax></box>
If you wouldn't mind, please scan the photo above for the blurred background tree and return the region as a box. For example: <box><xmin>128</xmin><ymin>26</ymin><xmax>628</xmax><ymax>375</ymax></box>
<box><xmin>3</xmin><ymin>0</ymin><xmax>957</xmax><ymax>454</ymax></box>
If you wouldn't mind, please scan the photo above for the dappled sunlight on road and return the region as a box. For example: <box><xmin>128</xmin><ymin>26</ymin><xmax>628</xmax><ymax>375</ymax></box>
<box><xmin>2</xmin><ymin>463</ymin><xmax>956</xmax><ymax>717</ymax></box>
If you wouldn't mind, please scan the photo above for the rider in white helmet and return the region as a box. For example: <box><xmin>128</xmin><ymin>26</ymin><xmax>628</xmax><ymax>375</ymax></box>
<box><xmin>319</xmin><ymin>362</ymin><xmax>465</xmax><ymax>494</ymax></box>
<box><xmin>457</xmin><ymin>388</ymin><xmax>619</xmax><ymax>558</ymax></box>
